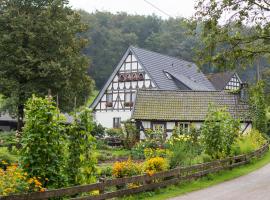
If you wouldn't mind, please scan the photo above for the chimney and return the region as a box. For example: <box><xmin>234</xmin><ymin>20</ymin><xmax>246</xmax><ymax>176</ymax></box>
<box><xmin>240</xmin><ymin>83</ymin><xmax>249</xmax><ymax>102</ymax></box>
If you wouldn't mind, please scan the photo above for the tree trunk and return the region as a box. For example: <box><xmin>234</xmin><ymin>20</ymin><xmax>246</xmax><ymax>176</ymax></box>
<box><xmin>17</xmin><ymin>104</ymin><xmax>24</xmax><ymax>132</ymax></box>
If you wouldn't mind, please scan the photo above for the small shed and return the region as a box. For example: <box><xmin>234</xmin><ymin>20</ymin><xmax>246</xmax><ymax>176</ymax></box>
<box><xmin>0</xmin><ymin>113</ymin><xmax>17</xmax><ymax>131</ymax></box>
<box><xmin>132</xmin><ymin>89</ymin><xmax>251</xmax><ymax>139</ymax></box>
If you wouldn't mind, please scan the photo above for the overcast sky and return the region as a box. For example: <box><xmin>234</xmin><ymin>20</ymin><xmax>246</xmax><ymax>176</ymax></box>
<box><xmin>69</xmin><ymin>0</ymin><xmax>196</xmax><ymax>19</ymax></box>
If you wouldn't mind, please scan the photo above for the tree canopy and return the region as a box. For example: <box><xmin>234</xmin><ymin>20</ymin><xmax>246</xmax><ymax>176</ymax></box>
<box><xmin>79</xmin><ymin>10</ymin><xmax>268</xmax><ymax>89</ymax></box>
<box><xmin>0</xmin><ymin>0</ymin><xmax>94</xmax><ymax>129</ymax></box>
<box><xmin>194</xmin><ymin>0</ymin><xmax>270</xmax><ymax>70</ymax></box>
<box><xmin>79</xmin><ymin>11</ymin><xmax>200</xmax><ymax>88</ymax></box>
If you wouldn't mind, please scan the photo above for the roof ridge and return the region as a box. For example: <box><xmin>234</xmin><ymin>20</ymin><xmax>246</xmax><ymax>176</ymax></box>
<box><xmin>130</xmin><ymin>46</ymin><xmax>195</xmax><ymax>66</ymax></box>
<box><xmin>137</xmin><ymin>89</ymin><xmax>225</xmax><ymax>93</ymax></box>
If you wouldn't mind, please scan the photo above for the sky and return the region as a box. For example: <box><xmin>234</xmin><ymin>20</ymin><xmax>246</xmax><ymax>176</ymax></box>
<box><xmin>68</xmin><ymin>0</ymin><xmax>197</xmax><ymax>19</ymax></box>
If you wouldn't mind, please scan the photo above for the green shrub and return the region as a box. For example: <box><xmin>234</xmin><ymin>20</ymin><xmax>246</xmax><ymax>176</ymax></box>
<box><xmin>20</xmin><ymin>96</ymin><xmax>67</xmax><ymax>188</ymax></box>
<box><xmin>201</xmin><ymin>106</ymin><xmax>240</xmax><ymax>159</ymax></box>
<box><xmin>96</xmin><ymin>140</ymin><xmax>110</xmax><ymax>150</ymax></box>
<box><xmin>166</xmin><ymin>132</ymin><xmax>203</xmax><ymax>168</ymax></box>
<box><xmin>122</xmin><ymin>120</ymin><xmax>139</xmax><ymax>149</ymax></box>
<box><xmin>249</xmin><ymin>81</ymin><xmax>267</xmax><ymax>134</ymax></box>
<box><xmin>144</xmin><ymin>148</ymin><xmax>172</xmax><ymax>160</ymax></box>
<box><xmin>0</xmin><ymin>147</ymin><xmax>18</xmax><ymax>169</ymax></box>
<box><xmin>106</xmin><ymin>128</ymin><xmax>123</xmax><ymax>137</ymax></box>
<box><xmin>99</xmin><ymin>165</ymin><xmax>112</xmax><ymax>178</ymax></box>
<box><xmin>0</xmin><ymin>165</ymin><xmax>45</xmax><ymax>195</ymax></box>
<box><xmin>231</xmin><ymin>129</ymin><xmax>267</xmax><ymax>155</ymax></box>
<box><xmin>189</xmin><ymin>153</ymin><xmax>213</xmax><ymax>165</ymax></box>
<box><xmin>200</xmin><ymin>153</ymin><xmax>213</xmax><ymax>163</ymax></box>
<box><xmin>131</xmin><ymin>140</ymin><xmax>160</xmax><ymax>160</ymax></box>
<box><xmin>144</xmin><ymin>157</ymin><xmax>169</xmax><ymax>175</ymax></box>
<box><xmin>91</xmin><ymin>123</ymin><xmax>105</xmax><ymax>138</ymax></box>
<box><xmin>167</xmin><ymin>140</ymin><xmax>195</xmax><ymax>168</ymax></box>
<box><xmin>112</xmin><ymin>158</ymin><xmax>142</xmax><ymax>178</ymax></box>
<box><xmin>67</xmin><ymin>108</ymin><xmax>97</xmax><ymax>185</ymax></box>
<box><xmin>96</xmin><ymin>151</ymin><xmax>114</xmax><ymax>162</ymax></box>
<box><xmin>0</xmin><ymin>131</ymin><xmax>17</xmax><ymax>148</ymax></box>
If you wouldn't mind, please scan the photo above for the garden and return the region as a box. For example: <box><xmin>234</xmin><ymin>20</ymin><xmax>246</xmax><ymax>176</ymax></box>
<box><xmin>0</xmin><ymin>93</ymin><xmax>269</xmax><ymax>199</ymax></box>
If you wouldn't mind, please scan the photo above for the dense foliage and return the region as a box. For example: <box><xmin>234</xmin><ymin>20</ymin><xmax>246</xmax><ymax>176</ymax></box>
<box><xmin>0</xmin><ymin>0</ymin><xmax>94</xmax><ymax>130</ymax></box>
<box><xmin>201</xmin><ymin>107</ymin><xmax>240</xmax><ymax>158</ymax></box>
<box><xmin>249</xmin><ymin>81</ymin><xmax>267</xmax><ymax>134</ymax></box>
<box><xmin>122</xmin><ymin>120</ymin><xmax>140</xmax><ymax>149</ymax></box>
<box><xmin>67</xmin><ymin>108</ymin><xmax>97</xmax><ymax>185</ymax></box>
<box><xmin>91</xmin><ymin>122</ymin><xmax>106</xmax><ymax>138</ymax></box>
<box><xmin>77</xmin><ymin>10</ymin><xmax>269</xmax><ymax>90</ymax></box>
<box><xmin>0</xmin><ymin>147</ymin><xmax>18</xmax><ymax>169</ymax></box>
<box><xmin>194</xmin><ymin>0</ymin><xmax>270</xmax><ymax>69</ymax></box>
<box><xmin>231</xmin><ymin>129</ymin><xmax>267</xmax><ymax>155</ymax></box>
<box><xmin>20</xmin><ymin>96</ymin><xmax>67</xmax><ymax>188</ymax></box>
<box><xmin>78</xmin><ymin>11</ymin><xmax>210</xmax><ymax>88</ymax></box>
<box><xmin>144</xmin><ymin>157</ymin><xmax>169</xmax><ymax>175</ymax></box>
<box><xmin>112</xmin><ymin>158</ymin><xmax>142</xmax><ymax>178</ymax></box>
<box><xmin>0</xmin><ymin>164</ymin><xmax>44</xmax><ymax>195</ymax></box>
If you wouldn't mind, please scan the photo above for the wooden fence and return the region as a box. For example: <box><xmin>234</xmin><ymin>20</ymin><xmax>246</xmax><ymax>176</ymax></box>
<box><xmin>1</xmin><ymin>142</ymin><xmax>269</xmax><ymax>200</ymax></box>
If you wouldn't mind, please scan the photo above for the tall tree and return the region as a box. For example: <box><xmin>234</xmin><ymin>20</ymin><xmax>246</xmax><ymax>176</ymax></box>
<box><xmin>0</xmin><ymin>0</ymin><xmax>94</xmax><ymax>130</ymax></box>
<box><xmin>194</xmin><ymin>0</ymin><xmax>270</xmax><ymax>70</ymax></box>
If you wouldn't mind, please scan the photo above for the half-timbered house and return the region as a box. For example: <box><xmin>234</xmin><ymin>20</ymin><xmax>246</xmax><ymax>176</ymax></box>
<box><xmin>207</xmin><ymin>71</ymin><xmax>242</xmax><ymax>90</ymax></box>
<box><xmin>90</xmin><ymin>46</ymin><xmax>215</xmax><ymax>128</ymax></box>
<box><xmin>132</xmin><ymin>88</ymin><xmax>251</xmax><ymax>139</ymax></box>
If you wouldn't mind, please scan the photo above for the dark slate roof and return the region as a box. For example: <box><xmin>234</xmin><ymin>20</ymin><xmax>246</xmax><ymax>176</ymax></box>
<box><xmin>0</xmin><ymin>113</ymin><xmax>16</xmax><ymax>122</ymax></box>
<box><xmin>131</xmin><ymin>46</ymin><xmax>215</xmax><ymax>90</ymax></box>
<box><xmin>91</xmin><ymin>46</ymin><xmax>215</xmax><ymax>109</ymax></box>
<box><xmin>132</xmin><ymin>89</ymin><xmax>251</xmax><ymax>122</ymax></box>
<box><xmin>207</xmin><ymin>71</ymin><xmax>236</xmax><ymax>90</ymax></box>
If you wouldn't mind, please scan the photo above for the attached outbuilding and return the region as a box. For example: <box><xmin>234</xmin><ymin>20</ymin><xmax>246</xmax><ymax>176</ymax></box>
<box><xmin>132</xmin><ymin>89</ymin><xmax>251</xmax><ymax>140</ymax></box>
<box><xmin>0</xmin><ymin>113</ymin><xmax>17</xmax><ymax>131</ymax></box>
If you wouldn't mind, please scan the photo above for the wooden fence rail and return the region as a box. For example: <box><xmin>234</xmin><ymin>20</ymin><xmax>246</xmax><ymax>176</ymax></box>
<box><xmin>1</xmin><ymin>142</ymin><xmax>269</xmax><ymax>200</ymax></box>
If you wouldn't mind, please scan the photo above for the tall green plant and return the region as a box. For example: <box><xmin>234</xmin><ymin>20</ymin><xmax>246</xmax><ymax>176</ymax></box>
<box><xmin>122</xmin><ymin>120</ymin><xmax>139</xmax><ymax>149</ymax></box>
<box><xmin>20</xmin><ymin>96</ymin><xmax>66</xmax><ymax>188</ymax></box>
<box><xmin>249</xmin><ymin>81</ymin><xmax>267</xmax><ymax>134</ymax></box>
<box><xmin>67</xmin><ymin>108</ymin><xmax>97</xmax><ymax>185</ymax></box>
<box><xmin>201</xmin><ymin>106</ymin><xmax>240</xmax><ymax>159</ymax></box>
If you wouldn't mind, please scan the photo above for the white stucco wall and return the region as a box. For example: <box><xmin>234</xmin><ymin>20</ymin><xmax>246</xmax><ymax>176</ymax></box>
<box><xmin>138</xmin><ymin>120</ymin><xmax>252</xmax><ymax>140</ymax></box>
<box><xmin>241</xmin><ymin>123</ymin><xmax>252</xmax><ymax>134</ymax></box>
<box><xmin>94</xmin><ymin>111</ymin><xmax>132</xmax><ymax>128</ymax></box>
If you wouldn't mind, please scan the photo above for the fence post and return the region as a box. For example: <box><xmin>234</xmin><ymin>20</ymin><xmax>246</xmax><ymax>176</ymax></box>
<box><xmin>99</xmin><ymin>177</ymin><xmax>106</xmax><ymax>196</ymax></box>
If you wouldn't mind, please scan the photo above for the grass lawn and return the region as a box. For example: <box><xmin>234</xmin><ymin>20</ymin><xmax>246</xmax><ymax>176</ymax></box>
<box><xmin>122</xmin><ymin>149</ymin><xmax>270</xmax><ymax>200</ymax></box>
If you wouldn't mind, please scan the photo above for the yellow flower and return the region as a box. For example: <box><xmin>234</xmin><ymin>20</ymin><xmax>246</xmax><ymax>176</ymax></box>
<box><xmin>1</xmin><ymin>160</ymin><xmax>8</xmax><ymax>165</ymax></box>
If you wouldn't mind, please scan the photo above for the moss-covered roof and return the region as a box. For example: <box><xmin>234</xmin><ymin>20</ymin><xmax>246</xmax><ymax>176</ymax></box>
<box><xmin>132</xmin><ymin>90</ymin><xmax>251</xmax><ymax>121</ymax></box>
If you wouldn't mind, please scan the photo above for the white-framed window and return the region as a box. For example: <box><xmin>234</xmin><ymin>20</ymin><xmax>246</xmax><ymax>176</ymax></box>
<box><xmin>177</xmin><ymin>122</ymin><xmax>190</xmax><ymax>132</ymax></box>
<box><xmin>106</xmin><ymin>93</ymin><xmax>113</xmax><ymax>107</ymax></box>
<box><xmin>152</xmin><ymin>123</ymin><xmax>165</xmax><ymax>131</ymax></box>
<box><xmin>113</xmin><ymin>117</ymin><xmax>121</xmax><ymax>128</ymax></box>
<box><xmin>124</xmin><ymin>92</ymin><xmax>135</xmax><ymax>106</ymax></box>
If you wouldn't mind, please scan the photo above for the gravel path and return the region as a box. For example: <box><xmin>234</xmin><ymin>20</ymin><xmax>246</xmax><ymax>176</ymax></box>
<box><xmin>169</xmin><ymin>163</ymin><xmax>270</xmax><ymax>200</ymax></box>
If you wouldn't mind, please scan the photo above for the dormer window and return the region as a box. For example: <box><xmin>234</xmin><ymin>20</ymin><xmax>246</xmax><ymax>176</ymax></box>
<box><xmin>164</xmin><ymin>72</ymin><xmax>172</xmax><ymax>80</ymax></box>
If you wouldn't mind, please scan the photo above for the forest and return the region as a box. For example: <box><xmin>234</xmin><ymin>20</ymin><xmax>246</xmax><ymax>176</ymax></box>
<box><xmin>78</xmin><ymin>10</ymin><xmax>269</xmax><ymax>90</ymax></box>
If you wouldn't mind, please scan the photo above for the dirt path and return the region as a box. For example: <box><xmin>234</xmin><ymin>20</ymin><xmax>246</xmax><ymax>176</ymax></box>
<box><xmin>169</xmin><ymin>163</ymin><xmax>270</xmax><ymax>200</ymax></box>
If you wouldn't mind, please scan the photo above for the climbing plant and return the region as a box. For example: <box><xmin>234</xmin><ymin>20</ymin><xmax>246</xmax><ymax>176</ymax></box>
<box><xmin>20</xmin><ymin>95</ymin><xmax>67</xmax><ymax>188</ymax></box>
<box><xmin>249</xmin><ymin>81</ymin><xmax>267</xmax><ymax>134</ymax></box>
<box><xmin>67</xmin><ymin>108</ymin><xmax>97</xmax><ymax>185</ymax></box>
<box><xmin>201</xmin><ymin>106</ymin><xmax>240</xmax><ymax>159</ymax></box>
